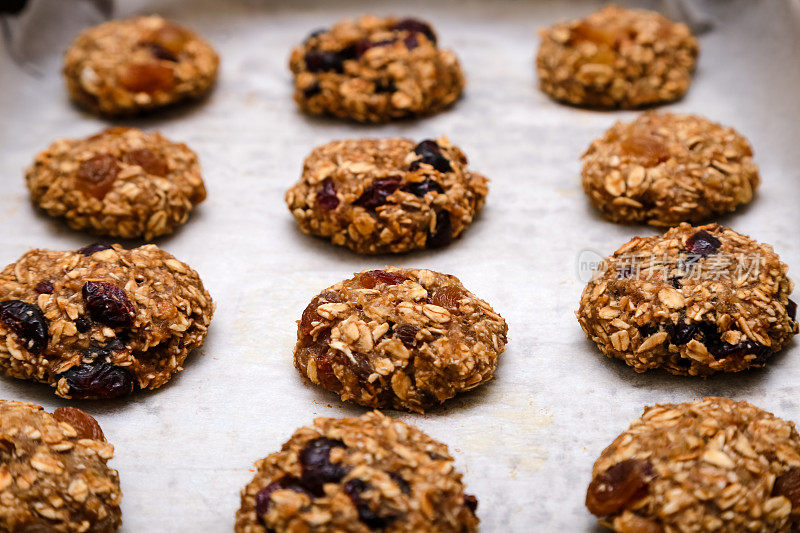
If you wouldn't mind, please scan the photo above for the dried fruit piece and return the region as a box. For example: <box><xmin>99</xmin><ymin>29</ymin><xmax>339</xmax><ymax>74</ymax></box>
<box><xmin>303</xmin><ymin>82</ymin><xmax>322</xmax><ymax>98</ymax></box>
<box><xmin>402</xmin><ymin>178</ymin><xmax>443</xmax><ymax>197</ymax></box>
<box><xmin>75</xmin><ymin>153</ymin><xmax>120</xmax><ymax>199</ymax></box>
<box><xmin>619</xmin><ymin>129</ymin><xmax>670</xmax><ymax>167</ymax></box>
<box><xmin>82</xmin><ymin>281</ymin><xmax>135</xmax><ymax>328</ymax></box>
<box><xmin>412</xmin><ymin>140</ymin><xmax>452</xmax><ymax>173</ymax></box>
<box><xmin>53</xmin><ymin>407</ymin><xmax>105</xmax><ymax>441</ymax></box>
<box><xmin>299</xmin><ymin>291</ymin><xmax>342</xmax><ymax>335</ymax></box>
<box><xmin>570</xmin><ymin>21</ymin><xmax>618</xmax><ymax>47</ymax></box>
<box><xmin>61</xmin><ymin>362</ymin><xmax>136</xmax><ymax>399</ymax></box>
<box><xmin>788</xmin><ymin>299</ymin><xmax>798</xmax><ymax>321</ymax></box>
<box><xmin>145</xmin><ymin>23</ymin><xmax>191</xmax><ymax>57</ymax></box>
<box><xmin>773</xmin><ymin>467</ymin><xmax>800</xmax><ymax>510</ymax></box>
<box><xmin>316</xmin><ymin>178</ymin><xmax>339</xmax><ymax>210</ymax></box>
<box><xmin>78</xmin><ymin>243</ymin><xmax>112</xmax><ymax>256</ymax></box>
<box><xmin>119</xmin><ymin>62</ymin><xmax>175</xmax><ymax>93</ymax></box>
<box><xmin>431</xmin><ymin>286</ymin><xmax>467</xmax><ymax>312</ymax></box>
<box><xmin>427</xmin><ymin>210</ymin><xmax>453</xmax><ymax>248</ymax></box>
<box><xmin>304</xmin><ymin>50</ymin><xmax>344</xmax><ymax>73</ymax></box>
<box><xmin>685</xmin><ymin>230</ymin><xmax>722</xmax><ymax>257</ymax></box>
<box><xmin>393</xmin><ymin>324</ymin><xmax>418</xmax><ymax>348</ymax></box>
<box><xmin>354</xmin><ymin>178</ymin><xmax>402</xmax><ymax>210</ymax></box>
<box><xmin>122</xmin><ymin>148</ymin><xmax>168</xmax><ymax>176</ymax></box>
<box><xmin>0</xmin><ymin>300</ymin><xmax>49</xmax><ymax>354</ymax></box>
<box><xmin>344</xmin><ymin>478</ymin><xmax>396</xmax><ymax>529</ymax></box>
<box><xmin>463</xmin><ymin>494</ymin><xmax>478</xmax><ymax>514</ymax></box>
<box><xmin>75</xmin><ymin>316</ymin><xmax>92</xmax><ymax>333</ymax></box>
<box><xmin>146</xmin><ymin>42</ymin><xmax>178</xmax><ymax>62</ymax></box>
<box><xmin>392</xmin><ymin>18</ymin><xmax>437</xmax><ymax>45</ymax></box>
<box><xmin>299</xmin><ymin>438</ymin><xmax>349</xmax><ymax>496</ymax></box>
<box><xmin>357</xmin><ymin>270</ymin><xmax>409</xmax><ymax>289</ymax></box>
<box><xmin>34</xmin><ymin>281</ymin><xmax>54</xmax><ymax>295</ymax></box>
<box><xmin>255</xmin><ymin>477</ymin><xmax>312</xmax><ymax>518</ymax></box>
<box><xmin>586</xmin><ymin>458</ymin><xmax>655</xmax><ymax>517</ymax></box>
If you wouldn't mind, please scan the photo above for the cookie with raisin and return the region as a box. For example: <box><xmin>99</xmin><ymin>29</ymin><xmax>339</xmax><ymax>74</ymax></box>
<box><xmin>26</xmin><ymin>127</ymin><xmax>206</xmax><ymax>240</ymax></box>
<box><xmin>0</xmin><ymin>243</ymin><xmax>213</xmax><ymax>399</ymax></box>
<box><xmin>294</xmin><ymin>268</ymin><xmax>507</xmax><ymax>412</ymax></box>
<box><xmin>235</xmin><ymin>410</ymin><xmax>478</xmax><ymax>532</ymax></box>
<box><xmin>285</xmin><ymin>137</ymin><xmax>488</xmax><ymax>254</ymax></box>
<box><xmin>537</xmin><ymin>5</ymin><xmax>698</xmax><ymax>108</ymax></box>
<box><xmin>587</xmin><ymin>397</ymin><xmax>800</xmax><ymax>532</ymax></box>
<box><xmin>576</xmin><ymin>223</ymin><xmax>797</xmax><ymax>376</ymax></box>
<box><xmin>290</xmin><ymin>15</ymin><xmax>464</xmax><ymax>122</ymax></box>
<box><xmin>0</xmin><ymin>400</ymin><xmax>121</xmax><ymax>532</ymax></box>
<box><xmin>63</xmin><ymin>15</ymin><xmax>219</xmax><ymax>115</ymax></box>
<box><xmin>582</xmin><ymin>112</ymin><xmax>759</xmax><ymax>226</ymax></box>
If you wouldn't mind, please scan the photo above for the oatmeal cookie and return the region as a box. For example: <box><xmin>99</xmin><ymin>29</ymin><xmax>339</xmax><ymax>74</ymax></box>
<box><xmin>582</xmin><ymin>112</ymin><xmax>759</xmax><ymax>226</ymax></box>
<box><xmin>0</xmin><ymin>400</ymin><xmax>122</xmax><ymax>532</ymax></box>
<box><xmin>0</xmin><ymin>243</ymin><xmax>214</xmax><ymax>399</ymax></box>
<box><xmin>537</xmin><ymin>5</ymin><xmax>698</xmax><ymax>108</ymax></box>
<box><xmin>586</xmin><ymin>397</ymin><xmax>800</xmax><ymax>532</ymax></box>
<box><xmin>294</xmin><ymin>268</ymin><xmax>507</xmax><ymax>412</ymax></box>
<box><xmin>286</xmin><ymin>137</ymin><xmax>488</xmax><ymax>254</ymax></box>
<box><xmin>577</xmin><ymin>223</ymin><xmax>797</xmax><ymax>376</ymax></box>
<box><xmin>235</xmin><ymin>410</ymin><xmax>478</xmax><ymax>532</ymax></box>
<box><xmin>26</xmin><ymin>127</ymin><xmax>206</xmax><ymax>240</ymax></box>
<box><xmin>63</xmin><ymin>15</ymin><xmax>219</xmax><ymax>116</ymax></box>
<box><xmin>289</xmin><ymin>15</ymin><xmax>464</xmax><ymax>122</ymax></box>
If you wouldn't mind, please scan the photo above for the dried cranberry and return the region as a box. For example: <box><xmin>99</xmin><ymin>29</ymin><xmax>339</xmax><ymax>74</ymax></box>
<box><xmin>708</xmin><ymin>339</ymin><xmax>771</xmax><ymax>362</ymax></box>
<box><xmin>145</xmin><ymin>42</ymin><xmax>178</xmax><ymax>61</ymax></box>
<box><xmin>773</xmin><ymin>467</ymin><xmax>800</xmax><ymax>510</ymax></box>
<box><xmin>61</xmin><ymin>362</ymin><xmax>136</xmax><ymax>399</ymax></box>
<box><xmin>463</xmin><ymin>494</ymin><xmax>478</xmax><ymax>514</ymax></box>
<box><xmin>685</xmin><ymin>230</ymin><xmax>721</xmax><ymax>257</ymax></box>
<box><xmin>34</xmin><ymin>281</ymin><xmax>54</xmax><ymax>295</ymax></box>
<box><xmin>255</xmin><ymin>477</ymin><xmax>311</xmax><ymax>518</ymax></box>
<box><xmin>427</xmin><ymin>210</ymin><xmax>453</xmax><ymax>248</ymax></box>
<box><xmin>412</xmin><ymin>140</ymin><xmax>452</xmax><ymax>173</ymax></box>
<box><xmin>402</xmin><ymin>178</ymin><xmax>443</xmax><ymax>197</ymax></box>
<box><xmin>78</xmin><ymin>243</ymin><xmax>112</xmax><ymax>256</ymax></box>
<box><xmin>53</xmin><ymin>407</ymin><xmax>105</xmax><ymax>441</ymax></box>
<box><xmin>82</xmin><ymin>281</ymin><xmax>135</xmax><ymax>329</ymax></box>
<box><xmin>122</xmin><ymin>148</ymin><xmax>168</xmax><ymax>177</ymax></box>
<box><xmin>787</xmin><ymin>299</ymin><xmax>797</xmax><ymax>321</ymax></box>
<box><xmin>586</xmin><ymin>459</ymin><xmax>655</xmax><ymax>517</ymax></box>
<box><xmin>304</xmin><ymin>50</ymin><xmax>344</xmax><ymax>73</ymax></box>
<box><xmin>392</xmin><ymin>18</ymin><xmax>437</xmax><ymax>45</ymax></box>
<box><xmin>357</xmin><ymin>270</ymin><xmax>409</xmax><ymax>289</ymax></box>
<box><xmin>354</xmin><ymin>178</ymin><xmax>402</xmax><ymax>210</ymax></box>
<box><xmin>76</xmin><ymin>154</ymin><xmax>120</xmax><ymax>199</ymax></box>
<box><xmin>75</xmin><ymin>316</ymin><xmax>92</xmax><ymax>333</ymax></box>
<box><xmin>0</xmin><ymin>300</ymin><xmax>48</xmax><ymax>354</ymax></box>
<box><xmin>344</xmin><ymin>478</ymin><xmax>395</xmax><ymax>529</ymax></box>
<box><xmin>303</xmin><ymin>82</ymin><xmax>321</xmax><ymax>98</ymax></box>
<box><xmin>299</xmin><ymin>438</ymin><xmax>349</xmax><ymax>496</ymax></box>
<box><xmin>316</xmin><ymin>178</ymin><xmax>339</xmax><ymax>210</ymax></box>
<box><xmin>393</xmin><ymin>324</ymin><xmax>418</xmax><ymax>348</ymax></box>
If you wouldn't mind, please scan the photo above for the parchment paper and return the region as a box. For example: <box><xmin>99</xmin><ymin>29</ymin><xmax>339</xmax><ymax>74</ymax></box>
<box><xmin>1</xmin><ymin>1</ymin><xmax>799</xmax><ymax>531</ymax></box>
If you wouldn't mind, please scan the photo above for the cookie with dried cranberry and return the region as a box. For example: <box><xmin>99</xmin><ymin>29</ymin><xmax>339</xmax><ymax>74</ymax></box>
<box><xmin>26</xmin><ymin>127</ymin><xmax>206</xmax><ymax>240</ymax></box>
<box><xmin>0</xmin><ymin>243</ymin><xmax>213</xmax><ymax>399</ymax></box>
<box><xmin>577</xmin><ymin>223</ymin><xmax>797</xmax><ymax>376</ymax></box>
<box><xmin>582</xmin><ymin>112</ymin><xmax>759</xmax><ymax>226</ymax></box>
<box><xmin>537</xmin><ymin>5</ymin><xmax>698</xmax><ymax>108</ymax></box>
<box><xmin>0</xmin><ymin>400</ymin><xmax>122</xmax><ymax>532</ymax></box>
<box><xmin>294</xmin><ymin>268</ymin><xmax>507</xmax><ymax>412</ymax></box>
<box><xmin>63</xmin><ymin>15</ymin><xmax>219</xmax><ymax>115</ymax></box>
<box><xmin>236</xmin><ymin>410</ymin><xmax>478</xmax><ymax>532</ymax></box>
<box><xmin>290</xmin><ymin>15</ymin><xmax>464</xmax><ymax>122</ymax></box>
<box><xmin>587</xmin><ymin>397</ymin><xmax>800</xmax><ymax>532</ymax></box>
<box><xmin>286</xmin><ymin>137</ymin><xmax>488</xmax><ymax>254</ymax></box>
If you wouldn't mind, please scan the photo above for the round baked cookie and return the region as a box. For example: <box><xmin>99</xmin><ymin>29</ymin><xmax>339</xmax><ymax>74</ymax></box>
<box><xmin>63</xmin><ymin>15</ymin><xmax>219</xmax><ymax>116</ymax></box>
<box><xmin>26</xmin><ymin>127</ymin><xmax>206</xmax><ymax>240</ymax></box>
<box><xmin>586</xmin><ymin>397</ymin><xmax>800</xmax><ymax>532</ymax></box>
<box><xmin>0</xmin><ymin>400</ymin><xmax>122</xmax><ymax>532</ymax></box>
<box><xmin>235</xmin><ymin>410</ymin><xmax>478</xmax><ymax>532</ymax></box>
<box><xmin>289</xmin><ymin>15</ymin><xmax>464</xmax><ymax>122</ymax></box>
<box><xmin>294</xmin><ymin>267</ymin><xmax>507</xmax><ymax>412</ymax></box>
<box><xmin>582</xmin><ymin>112</ymin><xmax>759</xmax><ymax>226</ymax></box>
<box><xmin>0</xmin><ymin>243</ymin><xmax>214</xmax><ymax>399</ymax></box>
<box><xmin>536</xmin><ymin>5</ymin><xmax>699</xmax><ymax>108</ymax></box>
<box><xmin>285</xmin><ymin>137</ymin><xmax>488</xmax><ymax>254</ymax></box>
<box><xmin>577</xmin><ymin>223</ymin><xmax>797</xmax><ymax>376</ymax></box>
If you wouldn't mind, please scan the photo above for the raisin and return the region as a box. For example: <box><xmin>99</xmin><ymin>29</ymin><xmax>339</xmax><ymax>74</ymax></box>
<box><xmin>78</xmin><ymin>243</ymin><xmax>112</xmax><ymax>256</ymax></box>
<box><xmin>619</xmin><ymin>129</ymin><xmax>670</xmax><ymax>167</ymax></box>
<box><xmin>412</xmin><ymin>140</ymin><xmax>452</xmax><ymax>173</ymax></box>
<box><xmin>300</xmin><ymin>291</ymin><xmax>341</xmax><ymax>336</ymax></box>
<box><xmin>685</xmin><ymin>230</ymin><xmax>721</xmax><ymax>257</ymax></box>
<box><xmin>344</xmin><ymin>478</ymin><xmax>395</xmax><ymax>529</ymax></box>
<box><xmin>75</xmin><ymin>316</ymin><xmax>92</xmax><ymax>333</ymax></box>
<box><xmin>392</xmin><ymin>18</ymin><xmax>437</xmax><ymax>45</ymax></box>
<box><xmin>708</xmin><ymin>339</ymin><xmax>771</xmax><ymax>362</ymax></box>
<box><xmin>393</xmin><ymin>324</ymin><xmax>418</xmax><ymax>348</ymax></box>
<box><xmin>586</xmin><ymin>459</ymin><xmax>655</xmax><ymax>517</ymax></box>
<box><xmin>402</xmin><ymin>178</ymin><xmax>443</xmax><ymax>197</ymax></box>
<box><xmin>299</xmin><ymin>437</ymin><xmax>349</xmax><ymax>496</ymax></box>
<box><xmin>53</xmin><ymin>407</ymin><xmax>105</xmax><ymax>441</ymax></box>
<box><xmin>119</xmin><ymin>62</ymin><xmax>175</xmax><ymax>93</ymax></box>
<box><xmin>427</xmin><ymin>210</ymin><xmax>453</xmax><ymax>248</ymax></box>
<box><xmin>34</xmin><ymin>281</ymin><xmax>54</xmax><ymax>295</ymax></box>
<box><xmin>670</xmin><ymin>277</ymin><xmax>682</xmax><ymax>289</ymax></box>
<box><xmin>61</xmin><ymin>362</ymin><xmax>136</xmax><ymax>399</ymax></box>
<box><xmin>788</xmin><ymin>299</ymin><xmax>798</xmax><ymax>321</ymax></box>
<box><xmin>637</xmin><ymin>324</ymin><xmax>658</xmax><ymax>339</ymax></box>
<box><xmin>316</xmin><ymin>178</ymin><xmax>339</xmax><ymax>210</ymax></box>
<box><xmin>0</xmin><ymin>300</ymin><xmax>48</xmax><ymax>354</ymax></box>
<box><xmin>75</xmin><ymin>154</ymin><xmax>120</xmax><ymax>199</ymax></box>
<box><xmin>463</xmin><ymin>494</ymin><xmax>478</xmax><ymax>514</ymax></box>
<box><xmin>121</xmin><ymin>148</ymin><xmax>168</xmax><ymax>176</ymax></box>
<box><xmin>255</xmin><ymin>477</ymin><xmax>311</xmax><ymax>518</ymax></box>
<box><xmin>82</xmin><ymin>281</ymin><xmax>135</xmax><ymax>329</ymax></box>
<box><xmin>666</xmin><ymin>322</ymin><xmax>697</xmax><ymax>345</ymax></box>
<box><xmin>773</xmin><ymin>467</ymin><xmax>800</xmax><ymax>510</ymax></box>
<box><xmin>354</xmin><ymin>178</ymin><xmax>402</xmax><ymax>210</ymax></box>
<box><xmin>431</xmin><ymin>286</ymin><xmax>467</xmax><ymax>311</ymax></box>
<box><xmin>303</xmin><ymin>82</ymin><xmax>321</xmax><ymax>98</ymax></box>
<box><xmin>357</xmin><ymin>270</ymin><xmax>409</xmax><ymax>289</ymax></box>
<box><xmin>304</xmin><ymin>50</ymin><xmax>344</xmax><ymax>73</ymax></box>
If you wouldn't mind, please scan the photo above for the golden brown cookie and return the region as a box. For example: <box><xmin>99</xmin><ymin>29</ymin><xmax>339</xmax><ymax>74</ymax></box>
<box><xmin>537</xmin><ymin>5</ymin><xmax>698</xmax><ymax>108</ymax></box>
<box><xmin>0</xmin><ymin>243</ymin><xmax>214</xmax><ymax>399</ymax></box>
<box><xmin>26</xmin><ymin>127</ymin><xmax>206</xmax><ymax>240</ymax></box>
<box><xmin>294</xmin><ymin>267</ymin><xmax>507</xmax><ymax>412</ymax></box>
<box><xmin>587</xmin><ymin>397</ymin><xmax>800</xmax><ymax>532</ymax></box>
<box><xmin>63</xmin><ymin>15</ymin><xmax>219</xmax><ymax>115</ymax></box>
<box><xmin>0</xmin><ymin>400</ymin><xmax>121</xmax><ymax>532</ymax></box>
<box><xmin>235</xmin><ymin>411</ymin><xmax>478</xmax><ymax>532</ymax></box>
<box><xmin>289</xmin><ymin>15</ymin><xmax>464</xmax><ymax>122</ymax></box>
